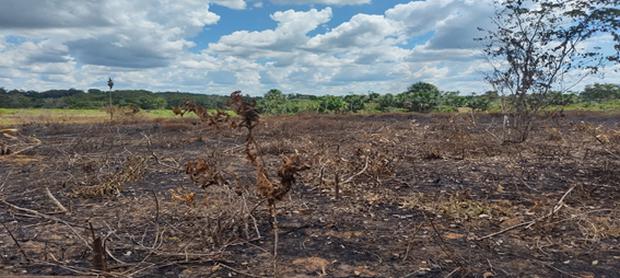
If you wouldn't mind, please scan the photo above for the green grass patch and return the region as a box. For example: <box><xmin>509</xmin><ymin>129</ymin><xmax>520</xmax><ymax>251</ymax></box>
<box><xmin>0</xmin><ymin>108</ymin><xmax>238</xmax><ymax>127</ymax></box>
<box><xmin>560</xmin><ymin>100</ymin><xmax>620</xmax><ymax>112</ymax></box>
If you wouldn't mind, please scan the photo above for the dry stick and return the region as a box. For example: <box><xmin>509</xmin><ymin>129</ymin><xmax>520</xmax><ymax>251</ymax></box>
<box><xmin>402</xmin><ymin>222</ymin><xmax>425</xmax><ymax>263</ymax></box>
<box><xmin>39</xmin><ymin>261</ymin><xmax>111</xmax><ymax>277</ymax></box>
<box><xmin>242</xmin><ymin>195</ymin><xmax>261</xmax><ymax>239</ymax></box>
<box><xmin>218</xmin><ymin>262</ymin><xmax>271</xmax><ymax>278</ymax></box>
<box><xmin>5</xmin><ymin>137</ymin><xmax>42</xmax><ymax>156</ymax></box>
<box><xmin>89</xmin><ymin>222</ymin><xmax>107</xmax><ymax>272</ymax></box>
<box><xmin>445</xmin><ymin>267</ymin><xmax>462</xmax><ymax>278</ymax></box>
<box><xmin>270</xmin><ymin>201</ymin><xmax>279</xmax><ymax>278</ymax></box>
<box><xmin>44</xmin><ymin>187</ymin><xmax>68</xmax><ymax>213</ymax></box>
<box><xmin>318</xmin><ymin>164</ymin><xmax>325</xmax><ymax>187</ymax></box>
<box><xmin>537</xmin><ymin>261</ymin><xmax>581</xmax><ymax>278</ymax></box>
<box><xmin>1</xmin><ymin>222</ymin><xmax>30</xmax><ymax>262</ymax></box>
<box><xmin>1</xmin><ymin>199</ymin><xmax>92</xmax><ymax>250</ymax></box>
<box><xmin>141</xmin><ymin>133</ymin><xmax>179</xmax><ymax>170</ymax></box>
<box><xmin>525</xmin><ymin>185</ymin><xmax>576</xmax><ymax>229</ymax></box>
<box><xmin>341</xmin><ymin>155</ymin><xmax>370</xmax><ymax>185</ymax></box>
<box><xmin>334</xmin><ymin>173</ymin><xmax>340</xmax><ymax>200</ymax></box>
<box><xmin>476</xmin><ymin>185</ymin><xmax>577</xmax><ymax>241</ymax></box>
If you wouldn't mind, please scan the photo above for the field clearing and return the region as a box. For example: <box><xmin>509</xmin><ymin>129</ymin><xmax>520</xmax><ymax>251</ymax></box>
<box><xmin>0</xmin><ymin>108</ymin><xmax>198</xmax><ymax>127</ymax></box>
<box><xmin>0</xmin><ymin>112</ymin><xmax>619</xmax><ymax>277</ymax></box>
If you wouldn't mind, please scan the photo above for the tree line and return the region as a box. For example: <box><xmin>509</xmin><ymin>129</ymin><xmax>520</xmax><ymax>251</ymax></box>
<box><xmin>255</xmin><ymin>82</ymin><xmax>619</xmax><ymax>114</ymax></box>
<box><xmin>0</xmin><ymin>82</ymin><xmax>618</xmax><ymax>114</ymax></box>
<box><xmin>0</xmin><ymin>88</ymin><xmax>229</xmax><ymax>110</ymax></box>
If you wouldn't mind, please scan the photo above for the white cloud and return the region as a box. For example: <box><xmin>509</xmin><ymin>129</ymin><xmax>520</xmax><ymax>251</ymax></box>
<box><xmin>0</xmin><ymin>0</ymin><xmax>223</xmax><ymax>69</ymax></box>
<box><xmin>385</xmin><ymin>0</ymin><xmax>493</xmax><ymax>49</ymax></box>
<box><xmin>212</xmin><ymin>0</ymin><xmax>247</xmax><ymax>9</ymax></box>
<box><xmin>306</xmin><ymin>14</ymin><xmax>403</xmax><ymax>50</ymax></box>
<box><xmin>209</xmin><ymin>8</ymin><xmax>332</xmax><ymax>56</ymax></box>
<box><xmin>270</xmin><ymin>0</ymin><xmax>370</xmax><ymax>5</ymax></box>
<box><xmin>0</xmin><ymin>0</ymin><xmax>616</xmax><ymax>95</ymax></box>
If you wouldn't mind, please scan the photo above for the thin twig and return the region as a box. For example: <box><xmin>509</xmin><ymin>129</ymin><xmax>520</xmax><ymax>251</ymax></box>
<box><xmin>1</xmin><ymin>222</ymin><xmax>30</xmax><ymax>262</ymax></box>
<box><xmin>270</xmin><ymin>202</ymin><xmax>279</xmax><ymax>278</ymax></box>
<box><xmin>5</xmin><ymin>137</ymin><xmax>42</xmax><ymax>156</ymax></box>
<box><xmin>1</xmin><ymin>199</ymin><xmax>92</xmax><ymax>250</ymax></box>
<box><xmin>477</xmin><ymin>185</ymin><xmax>577</xmax><ymax>240</ymax></box>
<box><xmin>218</xmin><ymin>262</ymin><xmax>271</xmax><ymax>278</ymax></box>
<box><xmin>44</xmin><ymin>186</ymin><xmax>68</xmax><ymax>213</ymax></box>
<box><xmin>445</xmin><ymin>267</ymin><xmax>462</xmax><ymax>278</ymax></box>
<box><xmin>342</xmin><ymin>155</ymin><xmax>370</xmax><ymax>185</ymax></box>
<box><xmin>402</xmin><ymin>222</ymin><xmax>425</xmax><ymax>263</ymax></box>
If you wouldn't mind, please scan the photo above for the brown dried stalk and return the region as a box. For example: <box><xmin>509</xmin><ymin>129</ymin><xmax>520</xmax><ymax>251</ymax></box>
<box><xmin>89</xmin><ymin>222</ymin><xmax>107</xmax><ymax>272</ymax></box>
<box><xmin>180</xmin><ymin>101</ymin><xmax>230</xmax><ymax>127</ymax></box>
<box><xmin>228</xmin><ymin>90</ymin><xmax>309</xmax><ymax>277</ymax></box>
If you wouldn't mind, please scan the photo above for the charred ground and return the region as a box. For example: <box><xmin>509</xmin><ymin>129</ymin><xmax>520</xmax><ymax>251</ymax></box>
<box><xmin>0</xmin><ymin>112</ymin><xmax>619</xmax><ymax>277</ymax></box>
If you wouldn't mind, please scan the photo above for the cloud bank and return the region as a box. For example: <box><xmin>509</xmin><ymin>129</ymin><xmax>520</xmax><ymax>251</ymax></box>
<box><xmin>0</xmin><ymin>0</ymin><xmax>615</xmax><ymax>95</ymax></box>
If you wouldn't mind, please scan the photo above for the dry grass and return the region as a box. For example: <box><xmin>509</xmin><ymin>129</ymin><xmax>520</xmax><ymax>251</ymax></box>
<box><xmin>0</xmin><ymin>109</ymin><xmax>618</xmax><ymax>277</ymax></box>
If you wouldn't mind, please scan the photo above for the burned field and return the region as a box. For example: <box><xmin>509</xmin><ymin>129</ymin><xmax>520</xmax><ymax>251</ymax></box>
<box><xmin>0</xmin><ymin>112</ymin><xmax>619</xmax><ymax>277</ymax></box>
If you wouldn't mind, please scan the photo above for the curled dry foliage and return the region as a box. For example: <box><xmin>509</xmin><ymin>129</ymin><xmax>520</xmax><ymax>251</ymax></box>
<box><xmin>185</xmin><ymin>158</ymin><xmax>226</xmax><ymax>188</ymax></box>
<box><xmin>169</xmin><ymin>188</ymin><xmax>196</xmax><ymax>207</ymax></box>
<box><xmin>172</xmin><ymin>106</ymin><xmax>185</xmax><ymax>117</ymax></box>
<box><xmin>274</xmin><ymin>154</ymin><xmax>311</xmax><ymax>200</ymax></box>
<box><xmin>177</xmin><ymin>101</ymin><xmax>230</xmax><ymax>126</ymax></box>
<box><xmin>229</xmin><ymin>91</ymin><xmax>259</xmax><ymax>130</ymax></box>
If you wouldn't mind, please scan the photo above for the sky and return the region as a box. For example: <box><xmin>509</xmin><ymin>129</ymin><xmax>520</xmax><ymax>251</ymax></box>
<box><xmin>0</xmin><ymin>0</ymin><xmax>617</xmax><ymax>95</ymax></box>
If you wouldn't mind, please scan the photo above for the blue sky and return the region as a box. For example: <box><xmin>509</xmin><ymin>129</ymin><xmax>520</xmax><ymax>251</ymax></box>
<box><xmin>195</xmin><ymin>1</ymin><xmax>410</xmax><ymax>47</ymax></box>
<box><xmin>0</xmin><ymin>0</ymin><xmax>617</xmax><ymax>95</ymax></box>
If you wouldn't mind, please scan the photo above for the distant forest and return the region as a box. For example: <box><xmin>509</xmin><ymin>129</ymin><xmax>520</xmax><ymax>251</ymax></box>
<box><xmin>1</xmin><ymin>82</ymin><xmax>619</xmax><ymax>114</ymax></box>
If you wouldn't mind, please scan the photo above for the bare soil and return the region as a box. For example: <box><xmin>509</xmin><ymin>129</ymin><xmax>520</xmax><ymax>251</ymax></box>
<box><xmin>1</xmin><ymin>112</ymin><xmax>619</xmax><ymax>277</ymax></box>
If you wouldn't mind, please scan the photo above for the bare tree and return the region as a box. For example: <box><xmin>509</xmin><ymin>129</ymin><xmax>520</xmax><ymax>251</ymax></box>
<box><xmin>479</xmin><ymin>0</ymin><xmax>619</xmax><ymax>142</ymax></box>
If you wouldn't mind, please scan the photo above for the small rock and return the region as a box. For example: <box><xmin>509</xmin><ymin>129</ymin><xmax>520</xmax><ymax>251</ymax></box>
<box><xmin>591</xmin><ymin>260</ymin><xmax>598</xmax><ymax>266</ymax></box>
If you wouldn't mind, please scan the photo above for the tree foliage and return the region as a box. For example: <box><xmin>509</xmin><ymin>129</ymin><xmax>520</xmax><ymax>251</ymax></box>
<box><xmin>581</xmin><ymin>83</ymin><xmax>620</xmax><ymax>102</ymax></box>
<box><xmin>1</xmin><ymin>82</ymin><xmax>618</xmax><ymax>114</ymax></box>
<box><xmin>399</xmin><ymin>82</ymin><xmax>442</xmax><ymax>112</ymax></box>
<box><xmin>258</xmin><ymin>89</ymin><xmax>288</xmax><ymax>114</ymax></box>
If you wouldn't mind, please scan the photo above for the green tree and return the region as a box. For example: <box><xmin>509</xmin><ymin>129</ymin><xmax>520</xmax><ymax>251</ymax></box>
<box><xmin>377</xmin><ymin>93</ymin><xmax>398</xmax><ymax>112</ymax></box>
<box><xmin>466</xmin><ymin>94</ymin><xmax>491</xmax><ymax>112</ymax></box>
<box><xmin>343</xmin><ymin>94</ymin><xmax>368</xmax><ymax>112</ymax></box>
<box><xmin>258</xmin><ymin>89</ymin><xmax>288</xmax><ymax>114</ymax></box>
<box><xmin>398</xmin><ymin>82</ymin><xmax>441</xmax><ymax>112</ymax></box>
<box><xmin>318</xmin><ymin>96</ymin><xmax>348</xmax><ymax>113</ymax></box>
<box><xmin>581</xmin><ymin>83</ymin><xmax>620</xmax><ymax>102</ymax></box>
<box><xmin>441</xmin><ymin>91</ymin><xmax>467</xmax><ymax>109</ymax></box>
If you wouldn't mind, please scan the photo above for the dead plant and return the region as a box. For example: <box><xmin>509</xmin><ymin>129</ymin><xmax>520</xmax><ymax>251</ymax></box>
<box><xmin>172</xmin><ymin>106</ymin><xmax>186</xmax><ymax>117</ymax></box>
<box><xmin>72</xmin><ymin>156</ymin><xmax>147</xmax><ymax>198</ymax></box>
<box><xmin>180</xmin><ymin>101</ymin><xmax>230</xmax><ymax>127</ymax></box>
<box><xmin>186</xmin><ymin>157</ymin><xmax>226</xmax><ymax>189</ymax></box>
